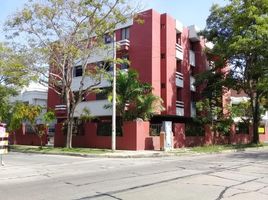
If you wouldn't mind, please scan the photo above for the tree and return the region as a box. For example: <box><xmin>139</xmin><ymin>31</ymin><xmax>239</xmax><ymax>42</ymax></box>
<box><xmin>0</xmin><ymin>43</ymin><xmax>35</xmax><ymax>123</ymax></box>
<box><xmin>202</xmin><ymin>0</ymin><xmax>268</xmax><ymax>143</ymax></box>
<box><xmin>9</xmin><ymin>103</ymin><xmax>55</xmax><ymax>148</ymax></box>
<box><xmin>105</xmin><ymin>69</ymin><xmax>164</xmax><ymax>127</ymax></box>
<box><xmin>5</xmin><ymin>0</ymin><xmax>139</xmax><ymax>148</ymax></box>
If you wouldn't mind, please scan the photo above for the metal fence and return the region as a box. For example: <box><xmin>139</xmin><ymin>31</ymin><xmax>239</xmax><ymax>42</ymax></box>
<box><xmin>149</xmin><ymin>124</ymin><xmax>162</xmax><ymax>136</ymax></box>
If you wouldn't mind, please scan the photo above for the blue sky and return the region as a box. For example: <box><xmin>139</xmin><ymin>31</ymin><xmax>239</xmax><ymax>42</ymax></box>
<box><xmin>0</xmin><ymin>0</ymin><xmax>227</xmax><ymax>41</ymax></box>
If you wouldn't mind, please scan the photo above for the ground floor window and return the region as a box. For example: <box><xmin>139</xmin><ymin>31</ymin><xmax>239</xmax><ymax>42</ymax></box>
<box><xmin>185</xmin><ymin>122</ymin><xmax>205</xmax><ymax>136</ymax></box>
<box><xmin>149</xmin><ymin>123</ymin><xmax>162</xmax><ymax>136</ymax></box>
<box><xmin>97</xmin><ymin>120</ymin><xmax>122</xmax><ymax>136</ymax></box>
<box><xmin>236</xmin><ymin>122</ymin><xmax>249</xmax><ymax>134</ymax></box>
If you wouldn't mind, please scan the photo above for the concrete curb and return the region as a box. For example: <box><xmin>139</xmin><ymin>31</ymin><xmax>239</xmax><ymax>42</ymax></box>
<box><xmin>9</xmin><ymin>146</ymin><xmax>268</xmax><ymax>158</ymax></box>
<box><xmin>9</xmin><ymin>149</ymin><xmax>172</xmax><ymax>158</ymax></box>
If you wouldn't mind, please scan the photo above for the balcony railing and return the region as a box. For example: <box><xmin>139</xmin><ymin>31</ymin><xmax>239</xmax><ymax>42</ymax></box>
<box><xmin>190</xmin><ymin>76</ymin><xmax>196</xmax><ymax>92</ymax></box>
<box><xmin>55</xmin><ymin>104</ymin><xmax>67</xmax><ymax>116</ymax></box>
<box><xmin>117</xmin><ymin>39</ymin><xmax>130</xmax><ymax>51</ymax></box>
<box><xmin>188</xmin><ymin>25</ymin><xmax>200</xmax><ymax>42</ymax></box>
<box><xmin>176</xmin><ymin>72</ymin><xmax>183</xmax><ymax>88</ymax></box>
<box><xmin>55</xmin><ymin>104</ymin><xmax>67</xmax><ymax>111</ymax></box>
<box><xmin>176</xmin><ymin>101</ymin><xmax>184</xmax><ymax>116</ymax></box>
<box><xmin>189</xmin><ymin>50</ymin><xmax>195</xmax><ymax>67</ymax></box>
<box><xmin>176</xmin><ymin>43</ymin><xmax>183</xmax><ymax>60</ymax></box>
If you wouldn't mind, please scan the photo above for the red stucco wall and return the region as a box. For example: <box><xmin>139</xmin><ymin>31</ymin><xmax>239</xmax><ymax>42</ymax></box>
<box><xmin>54</xmin><ymin>121</ymin><xmax>160</xmax><ymax>150</ymax></box>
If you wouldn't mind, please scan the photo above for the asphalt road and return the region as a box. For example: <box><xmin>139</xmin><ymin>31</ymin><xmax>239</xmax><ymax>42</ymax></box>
<box><xmin>0</xmin><ymin>150</ymin><xmax>268</xmax><ymax>200</ymax></box>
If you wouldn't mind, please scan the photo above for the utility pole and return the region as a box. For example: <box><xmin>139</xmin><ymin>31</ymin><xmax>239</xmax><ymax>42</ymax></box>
<box><xmin>112</xmin><ymin>32</ymin><xmax>116</xmax><ymax>151</ymax></box>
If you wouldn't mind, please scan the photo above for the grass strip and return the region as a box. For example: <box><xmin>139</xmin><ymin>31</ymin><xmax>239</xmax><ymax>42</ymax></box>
<box><xmin>10</xmin><ymin>145</ymin><xmax>110</xmax><ymax>155</ymax></box>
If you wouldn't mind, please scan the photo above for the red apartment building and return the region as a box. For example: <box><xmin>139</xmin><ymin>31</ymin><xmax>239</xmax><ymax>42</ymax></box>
<box><xmin>44</xmin><ymin>9</ymin><xmax>267</xmax><ymax>150</ymax></box>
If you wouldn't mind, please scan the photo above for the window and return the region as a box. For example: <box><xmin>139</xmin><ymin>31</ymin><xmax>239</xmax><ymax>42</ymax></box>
<box><xmin>236</xmin><ymin>122</ymin><xmax>249</xmax><ymax>134</ymax></box>
<box><xmin>96</xmin><ymin>88</ymin><xmax>109</xmax><ymax>100</ymax></box>
<box><xmin>121</xmin><ymin>55</ymin><xmax>129</xmax><ymax>70</ymax></box>
<box><xmin>74</xmin><ymin>65</ymin><xmax>83</xmax><ymax>77</ymax></box>
<box><xmin>150</xmin><ymin>124</ymin><xmax>162</xmax><ymax>136</ymax></box>
<box><xmin>97</xmin><ymin>120</ymin><xmax>122</xmax><ymax>136</ymax></box>
<box><xmin>104</xmin><ymin>34</ymin><xmax>112</xmax><ymax>44</ymax></box>
<box><xmin>190</xmin><ymin>41</ymin><xmax>195</xmax><ymax>51</ymax></box>
<box><xmin>176</xmin><ymin>33</ymin><xmax>181</xmax><ymax>45</ymax></box>
<box><xmin>161</xmin><ymin>53</ymin><xmax>166</xmax><ymax>59</ymax></box>
<box><xmin>62</xmin><ymin>119</ymin><xmax>84</xmax><ymax>136</ymax></box>
<box><xmin>26</xmin><ymin>123</ymin><xmax>35</xmax><ymax>134</ymax></box>
<box><xmin>177</xmin><ymin>88</ymin><xmax>182</xmax><ymax>101</ymax></box>
<box><xmin>176</xmin><ymin>60</ymin><xmax>182</xmax><ymax>72</ymax></box>
<box><xmin>121</xmin><ymin>27</ymin><xmax>130</xmax><ymax>40</ymax></box>
<box><xmin>97</xmin><ymin>61</ymin><xmax>113</xmax><ymax>71</ymax></box>
<box><xmin>185</xmin><ymin>121</ymin><xmax>205</xmax><ymax>136</ymax></box>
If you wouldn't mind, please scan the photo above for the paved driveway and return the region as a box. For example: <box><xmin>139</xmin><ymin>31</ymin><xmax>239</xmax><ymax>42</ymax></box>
<box><xmin>0</xmin><ymin>149</ymin><xmax>268</xmax><ymax>200</ymax></box>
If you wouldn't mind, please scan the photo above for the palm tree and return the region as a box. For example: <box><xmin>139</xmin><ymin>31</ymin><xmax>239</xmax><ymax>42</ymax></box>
<box><xmin>105</xmin><ymin>69</ymin><xmax>164</xmax><ymax>122</ymax></box>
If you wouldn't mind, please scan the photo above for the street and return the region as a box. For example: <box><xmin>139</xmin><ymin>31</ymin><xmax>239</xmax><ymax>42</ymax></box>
<box><xmin>0</xmin><ymin>150</ymin><xmax>268</xmax><ymax>200</ymax></box>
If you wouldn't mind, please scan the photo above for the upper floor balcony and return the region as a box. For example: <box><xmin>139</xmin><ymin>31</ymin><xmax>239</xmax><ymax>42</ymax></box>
<box><xmin>74</xmin><ymin>100</ymin><xmax>112</xmax><ymax>117</ymax></box>
<box><xmin>188</xmin><ymin>25</ymin><xmax>200</xmax><ymax>42</ymax></box>
<box><xmin>175</xmin><ymin>72</ymin><xmax>183</xmax><ymax>88</ymax></box>
<box><xmin>189</xmin><ymin>50</ymin><xmax>196</xmax><ymax>67</ymax></box>
<box><xmin>71</xmin><ymin>74</ymin><xmax>110</xmax><ymax>91</ymax></box>
<box><xmin>176</xmin><ymin>43</ymin><xmax>183</xmax><ymax>60</ymax></box>
<box><xmin>117</xmin><ymin>39</ymin><xmax>130</xmax><ymax>51</ymax></box>
<box><xmin>176</xmin><ymin>101</ymin><xmax>184</xmax><ymax>116</ymax></box>
<box><xmin>176</xmin><ymin>20</ymin><xmax>183</xmax><ymax>33</ymax></box>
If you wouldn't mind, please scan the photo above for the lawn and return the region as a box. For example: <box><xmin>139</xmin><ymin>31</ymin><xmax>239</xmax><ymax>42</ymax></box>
<box><xmin>174</xmin><ymin>143</ymin><xmax>267</xmax><ymax>154</ymax></box>
<box><xmin>10</xmin><ymin>145</ymin><xmax>111</xmax><ymax>155</ymax></box>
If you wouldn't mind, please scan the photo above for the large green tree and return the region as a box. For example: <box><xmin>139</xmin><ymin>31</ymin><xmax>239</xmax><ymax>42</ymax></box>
<box><xmin>203</xmin><ymin>0</ymin><xmax>268</xmax><ymax>143</ymax></box>
<box><xmin>4</xmin><ymin>0</ymin><xmax>139</xmax><ymax>148</ymax></box>
<box><xmin>0</xmin><ymin>43</ymin><xmax>35</xmax><ymax>123</ymax></box>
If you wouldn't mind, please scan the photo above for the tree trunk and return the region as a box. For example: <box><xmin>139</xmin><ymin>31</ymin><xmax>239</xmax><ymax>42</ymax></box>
<box><xmin>65</xmin><ymin>91</ymin><xmax>73</xmax><ymax>148</ymax></box>
<box><xmin>40</xmin><ymin>136</ymin><xmax>43</xmax><ymax>149</ymax></box>
<box><xmin>252</xmin><ymin>94</ymin><xmax>260</xmax><ymax>144</ymax></box>
<box><xmin>66</xmin><ymin>119</ymin><xmax>73</xmax><ymax>148</ymax></box>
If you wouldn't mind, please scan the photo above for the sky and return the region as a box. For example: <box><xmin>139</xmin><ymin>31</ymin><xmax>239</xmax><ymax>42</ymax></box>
<box><xmin>0</xmin><ymin>0</ymin><xmax>228</xmax><ymax>42</ymax></box>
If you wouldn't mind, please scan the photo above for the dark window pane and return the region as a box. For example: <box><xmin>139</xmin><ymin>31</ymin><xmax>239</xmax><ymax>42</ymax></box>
<box><xmin>74</xmin><ymin>65</ymin><xmax>83</xmax><ymax>77</ymax></box>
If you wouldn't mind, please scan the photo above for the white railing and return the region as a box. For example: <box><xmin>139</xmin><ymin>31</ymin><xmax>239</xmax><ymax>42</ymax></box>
<box><xmin>176</xmin><ymin>101</ymin><xmax>184</xmax><ymax>116</ymax></box>
<box><xmin>175</xmin><ymin>72</ymin><xmax>183</xmax><ymax>88</ymax></box>
<box><xmin>55</xmin><ymin>104</ymin><xmax>67</xmax><ymax>111</ymax></box>
<box><xmin>74</xmin><ymin>100</ymin><xmax>112</xmax><ymax>117</ymax></box>
<box><xmin>117</xmin><ymin>39</ymin><xmax>130</xmax><ymax>47</ymax></box>
<box><xmin>176</xmin><ymin>43</ymin><xmax>183</xmax><ymax>60</ymax></box>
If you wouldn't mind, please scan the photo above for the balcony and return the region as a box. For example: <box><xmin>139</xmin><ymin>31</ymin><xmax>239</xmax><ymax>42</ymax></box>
<box><xmin>176</xmin><ymin>101</ymin><xmax>184</xmax><ymax>116</ymax></box>
<box><xmin>191</xmin><ymin>101</ymin><xmax>196</xmax><ymax>118</ymax></box>
<box><xmin>190</xmin><ymin>76</ymin><xmax>196</xmax><ymax>92</ymax></box>
<box><xmin>176</xmin><ymin>20</ymin><xmax>183</xmax><ymax>33</ymax></box>
<box><xmin>55</xmin><ymin>104</ymin><xmax>67</xmax><ymax>116</ymax></box>
<box><xmin>74</xmin><ymin>100</ymin><xmax>112</xmax><ymax>117</ymax></box>
<box><xmin>188</xmin><ymin>25</ymin><xmax>200</xmax><ymax>42</ymax></box>
<box><xmin>71</xmin><ymin>75</ymin><xmax>110</xmax><ymax>91</ymax></box>
<box><xmin>176</xmin><ymin>43</ymin><xmax>183</xmax><ymax>60</ymax></box>
<box><xmin>175</xmin><ymin>72</ymin><xmax>183</xmax><ymax>88</ymax></box>
<box><xmin>117</xmin><ymin>39</ymin><xmax>130</xmax><ymax>51</ymax></box>
<box><xmin>189</xmin><ymin>50</ymin><xmax>196</xmax><ymax>67</ymax></box>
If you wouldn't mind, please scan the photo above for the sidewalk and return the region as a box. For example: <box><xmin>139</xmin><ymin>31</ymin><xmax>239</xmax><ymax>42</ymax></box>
<box><xmin>9</xmin><ymin>144</ymin><xmax>268</xmax><ymax>158</ymax></box>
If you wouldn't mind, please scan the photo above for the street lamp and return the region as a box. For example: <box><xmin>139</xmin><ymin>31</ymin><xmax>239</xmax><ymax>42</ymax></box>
<box><xmin>112</xmin><ymin>32</ymin><xmax>116</xmax><ymax>151</ymax></box>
